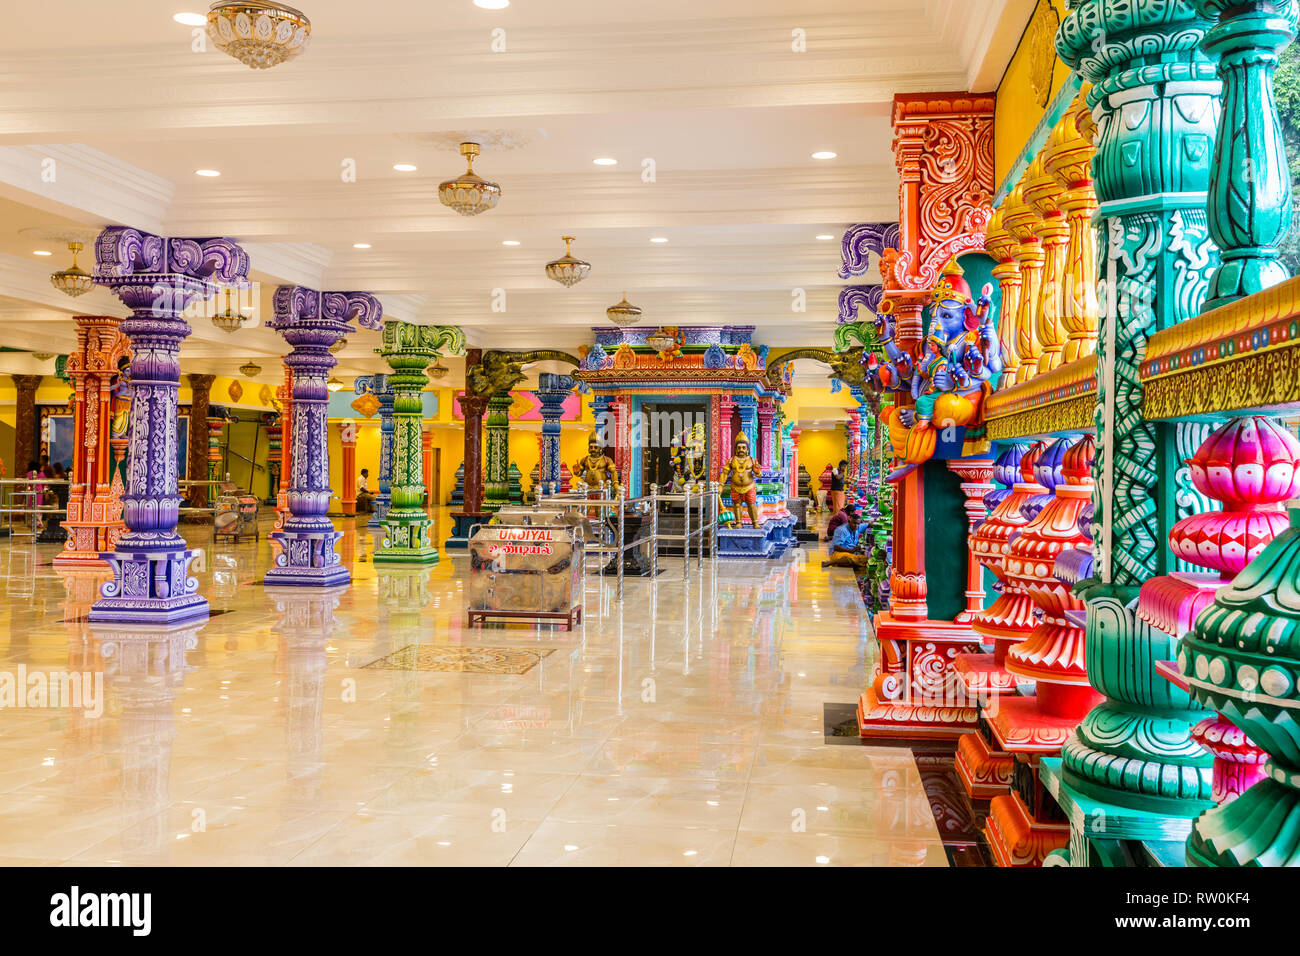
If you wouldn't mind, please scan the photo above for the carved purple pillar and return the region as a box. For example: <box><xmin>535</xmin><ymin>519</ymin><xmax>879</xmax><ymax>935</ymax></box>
<box><xmin>265</xmin><ymin>285</ymin><xmax>383</xmax><ymax>587</ymax></box>
<box><xmin>536</xmin><ymin>373</ymin><xmax>575</xmax><ymax>494</ymax></box>
<box><xmin>89</xmin><ymin>227</ymin><xmax>250</xmax><ymax>625</ymax></box>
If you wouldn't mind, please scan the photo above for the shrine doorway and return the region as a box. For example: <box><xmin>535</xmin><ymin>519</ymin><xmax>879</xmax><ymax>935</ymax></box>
<box><xmin>636</xmin><ymin>399</ymin><xmax>708</xmax><ymax>495</ymax></box>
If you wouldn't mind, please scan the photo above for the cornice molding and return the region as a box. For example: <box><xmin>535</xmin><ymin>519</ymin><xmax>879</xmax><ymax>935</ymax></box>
<box><xmin>0</xmin><ymin>144</ymin><xmax>172</xmax><ymax>234</ymax></box>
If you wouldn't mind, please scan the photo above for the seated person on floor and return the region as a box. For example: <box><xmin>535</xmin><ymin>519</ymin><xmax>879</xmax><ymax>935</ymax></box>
<box><xmin>824</xmin><ymin>502</ymin><xmax>857</xmax><ymax>542</ymax></box>
<box><xmin>825</xmin><ymin>508</ymin><xmax>870</xmax><ymax>570</ymax></box>
<box><xmin>357</xmin><ymin>468</ymin><xmax>375</xmax><ymax>513</ymax></box>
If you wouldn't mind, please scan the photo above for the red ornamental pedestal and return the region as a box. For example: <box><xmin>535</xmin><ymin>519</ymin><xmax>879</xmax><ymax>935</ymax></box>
<box><xmin>984</xmin><ymin>436</ymin><xmax>1103</xmax><ymax>866</ymax></box>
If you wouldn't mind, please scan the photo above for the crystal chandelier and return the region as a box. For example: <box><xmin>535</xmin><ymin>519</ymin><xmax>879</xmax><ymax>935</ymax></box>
<box><xmin>646</xmin><ymin>329</ymin><xmax>675</xmax><ymax>353</ymax></box>
<box><xmin>327</xmin><ymin>377</ymin><xmax>344</xmax><ymax>392</ymax></box>
<box><xmin>211</xmin><ymin>288</ymin><xmax>246</xmax><ymax>333</ymax></box>
<box><xmin>207</xmin><ymin>2</ymin><xmax>311</xmax><ymax>70</ymax></box>
<box><xmin>239</xmin><ymin>361</ymin><xmax>263</xmax><ymax>377</ymax></box>
<box><xmin>438</xmin><ymin>143</ymin><xmax>501</xmax><ymax>216</ymax></box>
<box><xmin>427</xmin><ymin>359</ymin><xmax>449</xmax><ymax>381</ymax></box>
<box><xmin>605</xmin><ymin>292</ymin><xmax>642</xmax><ymax>327</ymax></box>
<box><xmin>31</xmin><ymin>352</ymin><xmax>55</xmax><ymax>362</ymax></box>
<box><xmin>329</xmin><ymin>336</ymin><xmax>347</xmax><ymax>354</ymax></box>
<box><xmin>50</xmin><ymin>242</ymin><xmax>94</xmax><ymax>298</ymax></box>
<box><xmin>545</xmin><ymin>236</ymin><xmax>590</xmax><ymax>288</ymax></box>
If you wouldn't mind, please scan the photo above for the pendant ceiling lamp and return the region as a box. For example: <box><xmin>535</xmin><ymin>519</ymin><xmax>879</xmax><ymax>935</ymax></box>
<box><xmin>427</xmin><ymin>358</ymin><xmax>450</xmax><ymax>381</ymax></box>
<box><xmin>439</xmin><ymin>142</ymin><xmax>501</xmax><ymax>216</ymax></box>
<box><xmin>645</xmin><ymin>329</ymin><xmax>676</xmax><ymax>353</ymax></box>
<box><xmin>326</xmin><ymin>377</ymin><xmax>344</xmax><ymax>392</ymax></box>
<box><xmin>207</xmin><ymin>2</ymin><xmax>312</xmax><ymax>70</ymax></box>
<box><xmin>211</xmin><ymin>288</ymin><xmax>247</xmax><ymax>333</ymax></box>
<box><xmin>329</xmin><ymin>336</ymin><xmax>347</xmax><ymax>354</ymax></box>
<box><xmin>545</xmin><ymin>236</ymin><xmax>590</xmax><ymax>288</ymax></box>
<box><xmin>239</xmin><ymin>360</ymin><xmax>263</xmax><ymax>377</ymax></box>
<box><xmin>605</xmin><ymin>292</ymin><xmax>642</xmax><ymax>327</ymax></box>
<box><xmin>50</xmin><ymin>241</ymin><xmax>94</xmax><ymax>298</ymax></box>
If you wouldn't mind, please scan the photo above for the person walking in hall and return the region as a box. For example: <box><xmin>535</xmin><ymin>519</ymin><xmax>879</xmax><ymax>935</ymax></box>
<box><xmin>356</xmin><ymin>468</ymin><xmax>375</xmax><ymax>514</ymax></box>
<box><xmin>823</xmin><ymin>507</ymin><xmax>870</xmax><ymax>570</ymax></box>
<box><xmin>829</xmin><ymin>458</ymin><xmax>847</xmax><ymax>515</ymax></box>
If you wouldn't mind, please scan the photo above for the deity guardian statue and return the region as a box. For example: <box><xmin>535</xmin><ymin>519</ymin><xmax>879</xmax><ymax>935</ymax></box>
<box><xmin>574</xmin><ymin>435</ymin><xmax>618</xmax><ymax>490</ymax></box>
<box><xmin>720</xmin><ymin>433</ymin><xmax>763</xmax><ymax>529</ymax></box>
<box><xmin>870</xmin><ymin>260</ymin><xmax>1002</xmax><ymax>477</ymax></box>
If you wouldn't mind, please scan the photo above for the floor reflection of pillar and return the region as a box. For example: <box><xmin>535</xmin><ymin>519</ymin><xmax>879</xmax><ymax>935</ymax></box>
<box><xmin>90</xmin><ymin>623</ymin><xmax>200</xmax><ymax>860</ymax></box>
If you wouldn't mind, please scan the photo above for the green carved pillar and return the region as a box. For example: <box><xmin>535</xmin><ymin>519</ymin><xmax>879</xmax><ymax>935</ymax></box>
<box><xmin>375</xmin><ymin>321</ymin><xmax>464</xmax><ymax>564</ymax></box>
<box><xmin>483</xmin><ymin>392</ymin><xmax>512</xmax><ymax>513</ymax></box>
<box><xmin>1194</xmin><ymin>0</ymin><xmax>1298</xmax><ymax>310</ymax></box>
<box><xmin>1049</xmin><ymin>0</ymin><xmax>1224</xmax><ymax>862</ymax></box>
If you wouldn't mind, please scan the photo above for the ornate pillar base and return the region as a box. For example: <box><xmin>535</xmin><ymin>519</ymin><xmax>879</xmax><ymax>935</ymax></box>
<box><xmin>955</xmin><ymin>729</ymin><xmax>1015</xmax><ymax>801</ymax></box>
<box><xmin>266</xmin><ymin>519</ymin><xmax>350</xmax><ymax>587</ymax></box>
<box><xmin>375</xmin><ymin>514</ymin><xmax>439</xmax><ymax>564</ymax></box>
<box><xmin>89</xmin><ymin>544</ymin><xmax>207</xmax><ymax>626</ymax></box>
<box><xmin>985</xmin><ymin>783</ymin><xmax>1070</xmax><ymax>868</ymax></box>
<box><xmin>857</xmin><ymin>614</ymin><xmax>983</xmax><ymax>741</ymax></box>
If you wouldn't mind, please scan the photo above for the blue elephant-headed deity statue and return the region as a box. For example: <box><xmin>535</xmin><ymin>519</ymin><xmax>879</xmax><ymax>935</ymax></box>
<box><xmin>868</xmin><ymin>260</ymin><xmax>1002</xmax><ymax>476</ymax></box>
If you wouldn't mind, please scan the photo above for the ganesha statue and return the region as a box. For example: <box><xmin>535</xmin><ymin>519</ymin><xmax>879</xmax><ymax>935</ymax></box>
<box><xmin>868</xmin><ymin>261</ymin><xmax>1002</xmax><ymax>477</ymax></box>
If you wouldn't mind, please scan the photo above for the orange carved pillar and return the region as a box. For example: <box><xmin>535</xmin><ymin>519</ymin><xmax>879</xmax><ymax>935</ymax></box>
<box><xmin>339</xmin><ymin>420</ymin><xmax>357</xmax><ymax>516</ymax></box>
<box><xmin>56</xmin><ymin>315</ymin><xmax>130</xmax><ymax>568</ymax></box>
<box><xmin>858</xmin><ymin>91</ymin><xmax>996</xmax><ymax>742</ymax></box>
<box><xmin>422</xmin><ymin>427</ymin><xmax>435</xmax><ymax>512</ymax></box>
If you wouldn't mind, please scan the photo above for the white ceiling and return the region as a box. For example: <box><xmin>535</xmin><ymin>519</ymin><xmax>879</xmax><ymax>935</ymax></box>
<box><xmin>0</xmin><ymin>0</ymin><xmax>1035</xmax><ymax>386</ymax></box>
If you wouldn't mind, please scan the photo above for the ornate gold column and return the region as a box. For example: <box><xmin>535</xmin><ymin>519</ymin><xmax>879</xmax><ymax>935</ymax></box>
<box><xmin>984</xmin><ymin>209</ymin><xmax>1022</xmax><ymax>389</ymax></box>
<box><xmin>1025</xmin><ymin>156</ymin><xmax>1068</xmax><ymax>375</ymax></box>
<box><xmin>1047</xmin><ymin>94</ymin><xmax>1100</xmax><ymax>364</ymax></box>
<box><xmin>1002</xmin><ymin>185</ymin><xmax>1043</xmax><ymax>383</ymax></box>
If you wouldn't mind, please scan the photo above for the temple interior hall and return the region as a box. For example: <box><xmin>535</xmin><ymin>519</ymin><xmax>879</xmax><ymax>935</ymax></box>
<box><xmin>2</xmin><ymin>0</ymin><xmax>1300</xmax><ymax>876</ymax></box>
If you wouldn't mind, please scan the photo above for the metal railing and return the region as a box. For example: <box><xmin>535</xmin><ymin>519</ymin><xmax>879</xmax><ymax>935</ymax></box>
<box><xmin>647</xmin><ymin>481</ymin><xmax>719</xmax><ymax>576</ymax></box>
<box><xmin>0</xmin><ymin>477</ymin><xmax>68</xmax><ymax>540</ymax></box>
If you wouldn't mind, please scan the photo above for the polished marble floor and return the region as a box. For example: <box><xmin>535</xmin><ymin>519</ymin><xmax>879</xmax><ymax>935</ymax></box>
<box><xmin>0</xmin><ymin>509</ymin><xmax>946</xmax><ymax>866</ymax></box>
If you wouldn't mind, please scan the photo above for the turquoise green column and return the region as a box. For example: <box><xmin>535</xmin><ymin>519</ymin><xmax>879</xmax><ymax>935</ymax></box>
<box><xmin>1050</xmin><ymin>0</ymin><xmax>1223</xmax><ymax>860</ymax></box>
<box><xmin>374</xmin><ymin>321</ymin><xmax>464</xmax><ymax>564</ymax></box>
<box><xmin>482</xmin><ymin>392</ymin><xmax>512</xmax><ymax>513</ymax></box>
<box><xmin>1194</xmin><ymin>0</ymin><xmax>1298</xmax><ymax>310</ymax></box>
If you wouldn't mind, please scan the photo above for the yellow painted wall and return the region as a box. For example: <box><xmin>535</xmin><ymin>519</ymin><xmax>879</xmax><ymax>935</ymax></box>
<box><xmin>994</xmin><ymin>0</ymin><xmax>1072</xmax><ymax>189</ymax></box>
<box><xmin>797</xmin><ymin>427</ymin><xmax>848</xmax><ymax>494</ymax></box>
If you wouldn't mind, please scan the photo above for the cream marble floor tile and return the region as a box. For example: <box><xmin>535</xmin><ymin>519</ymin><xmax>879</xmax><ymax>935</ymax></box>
<box><xmin>292</xmin><ymin>810</ymin><xmax>541</xmax><ymax>867</ymax></box>
<box><xmin>0</xmin><ymin>514</ymin><xmax>954</xmax><ymax>866</ymax></box>
<box><xmin>510</xmin><ymin>821</ymin><xmax>735</xmax><ymax>867</ymax></box>
<box><xmin>546</xmin><ymin>775</ymin><xmax>747</xmax><ymax>828</ymax></box>
<box><xmin>730</xmin><ymin>832</ymin><xmax>949</xmax><ymax>867</ymax></box>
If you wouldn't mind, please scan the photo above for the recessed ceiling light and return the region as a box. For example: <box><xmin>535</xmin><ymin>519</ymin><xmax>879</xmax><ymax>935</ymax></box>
<box><xmin>33</xmin><ymin>250</ymin><xmax>52</xmax><ymax>256</ymax></box>
<box><xmin>816</xmin><ymin>234</ymin><xmax>834</xmax><ymax>240</ymax></box>
<box><xmin>173</xmin><ymin>12</ymin><xmax>207</xmax><ymax>26</ymax></box>
<box><xmin>353</xmin><ymin>242</ymin><xmax>371</xmax><ymax>249</ymax></box>
<box><xmin>649</xmin><ymin>237</ymin><xmax>668</xmax><ymax>244</ymax></box>
<box><xmin>502</xmin><ymin>240</ymin><xmax>520</xmax><ymax>246</ymax></box>
<box><xmin>194</xmin><ymin>168</ymin><xmax>221</xmax><ymax>177</ymax></box>
<box><xmin>593</xmin><ymin>157</ymin><xmax>618</xmax><ymax>166</ymax></box>
<box><xmin>393</xmin><ymin>163</ymin><xmax>417</xmax><ymax>172</ymax></box>
<box><xmin>474</xmin><ymin>0</ymin><xmax>510</xmax><ymax>8</ymax></box>
<box><xmin>811</xmin><ymin>151</ymin><xmax>837</xmax><ymax>160</ymax></box>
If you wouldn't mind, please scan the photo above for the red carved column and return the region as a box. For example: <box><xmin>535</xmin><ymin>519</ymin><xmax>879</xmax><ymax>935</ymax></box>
<box><xmin>185</xmin><ymin>373</ymin><xmax>216</xmax><ymax>510</ymax></box>
<box><xmin>339</xmin><ymin>420</ymin><xmax>357</xmax><ymax>516</ymax></box>
<box><xmin>56</xmin><ymin>317</ymin><xmax>130</xmax><ymax>567</ymax></box>
<box><xmin>859</xmin><ymin>91</ymin><xmax>995</xmax><ymax>742</ymax></box>
<box><xmin>421</xmin><ymin>426</ymin><xmax>435</xmax><ymax>511</ymax></box>
<box><xmin>12</xmin><ymin>374</ymin><xmax>42</xmax><ymax>477</ymax></box>
<box><xmin>789</xmin><ymin>426</ymin><xmax>801</xmax><ymax>499</ymax></box>
<box><xmin>611</xmin><ymin>395</ymin><xmax>631</xmax><ymax>492</ymax></box>
<box><xmin>947</xmin><ymin>457</ymin><xmax>996</xmax><ymax>622</ymax></box>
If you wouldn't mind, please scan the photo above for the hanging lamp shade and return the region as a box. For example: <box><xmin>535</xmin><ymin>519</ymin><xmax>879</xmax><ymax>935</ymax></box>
<box><xmin>50</xmin><ymin>241</ymin><xmax>94</xmax><ymax>298</ymax></box>
<box><xmin>605</xmin><ymin>292</ymin><xmax>642</xmax><ymax>327</ymax></box>
<box><xmin>438</xmin><ymin>142</ymin><xmax>501</xmax><ymax>216</ymax></box>
<box><xmin>545</xmin><ymin>235</ymin><xmax>591</xmax><ymax>287</ymax></box>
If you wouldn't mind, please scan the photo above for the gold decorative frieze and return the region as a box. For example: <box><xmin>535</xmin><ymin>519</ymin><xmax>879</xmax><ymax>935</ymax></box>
<box><xmin>1141</xmin><ymin>276</ymin><xmax>1300</xmax><ymax>419</ymax></box>
<box><xmin>984</xmin><ymin>354</ymin><xmax>1097</xmax><ymax>440</ymax></box>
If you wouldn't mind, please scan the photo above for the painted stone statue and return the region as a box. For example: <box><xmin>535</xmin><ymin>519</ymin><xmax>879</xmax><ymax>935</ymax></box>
<box><xmin>668</xmin><ymin>423</ymin><xmax>706</xmax><ymax>491</ymax></box>
<box><xmin>574</xmin><ymin>436</ymin><xmax>618</xmax><ymax>490</ymax></box>
<box><xmin>721</xmin><ymin>433</ymin><xmax>763</xmax><ymax>529</ymax></box>
<box><xmin>870</xmin><ymin>261</ymin><xmax>1003</xmax><ymax>475</ymax></box>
